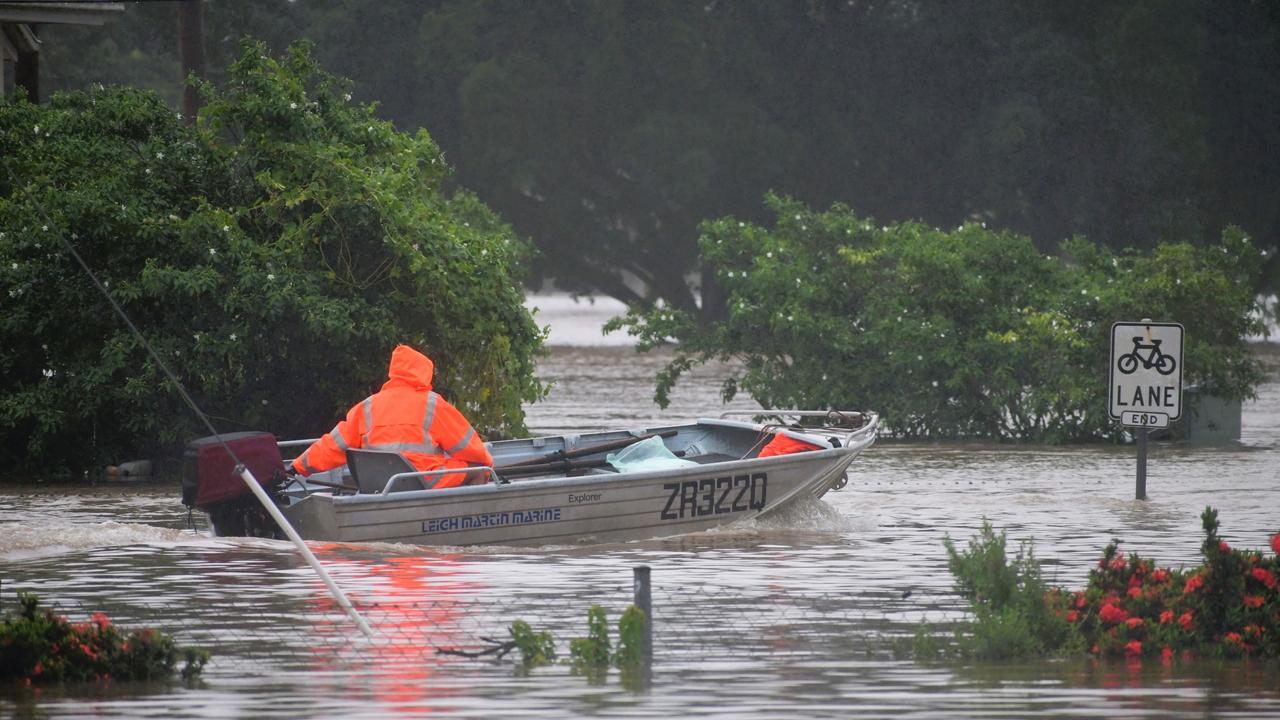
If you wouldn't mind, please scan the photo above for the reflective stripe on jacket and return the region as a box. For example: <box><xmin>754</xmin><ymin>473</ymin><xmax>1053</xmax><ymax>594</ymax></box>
<box><xmin>292</xmin><ymin>345</ymin><xmax>493</xmax><ymax>488</ymax></box>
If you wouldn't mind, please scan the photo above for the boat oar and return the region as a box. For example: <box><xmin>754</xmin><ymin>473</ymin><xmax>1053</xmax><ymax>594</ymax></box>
<box><xmin>498</xmin><ymin>456</ymin><xmax>616</xmax><ymax>479</ymax></box>
<box><xmin>497</xmin><ymin>430</ymin><xmax>678</xmax><ymax>471</ymax></box>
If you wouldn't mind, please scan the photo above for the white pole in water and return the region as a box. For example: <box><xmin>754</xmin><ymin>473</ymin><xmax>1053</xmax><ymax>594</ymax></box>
<box><xmin>237</xmin><ymin>467</ymin><xmax>374</xmax><ymax>638</ymax></box>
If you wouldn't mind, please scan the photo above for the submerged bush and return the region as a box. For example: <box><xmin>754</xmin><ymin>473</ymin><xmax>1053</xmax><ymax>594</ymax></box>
<box><xmin>0</xmin><ymin>40</ymin><xmax>546</xmax><ymax>474</ymax></box>
<box><xmin>922</xmin><ymin>508</ymin><xmax>1280</xmax><ymax>661</ymax></box>
<box><xmin>0</xmin><ymin>593</ymin><xmax>207</xmax><ymax>684</ymax></box>
<box><xmin>613</xmin><ymin>194</ymin><xmax>1265</xmax><ymax>442</ymax></box>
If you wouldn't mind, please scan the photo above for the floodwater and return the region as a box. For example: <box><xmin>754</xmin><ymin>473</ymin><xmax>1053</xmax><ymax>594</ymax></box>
<box><xmin>3</xmin><ymin>297</ymin><xmax>1280</xmax><ymax>718</ymax></box>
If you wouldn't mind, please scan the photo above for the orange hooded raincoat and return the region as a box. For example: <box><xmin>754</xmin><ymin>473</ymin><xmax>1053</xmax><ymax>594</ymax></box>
<box><xmin>292</xmin><ymin>345</ymin><xmax>493</xmax><ymax>489</ymax></box>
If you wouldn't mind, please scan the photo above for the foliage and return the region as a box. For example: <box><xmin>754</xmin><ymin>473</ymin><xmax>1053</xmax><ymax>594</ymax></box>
<box><xmin>569</xmin><ymin>604</ymin><xmax>612</xmax><ymax>681</ymax></box>
<box><xmin>929</xmin><ymin>521</ymin><xmax>1067</xmax><ymax>659</ymax></box>
<box><xmin>613</xmin><ymin>195</ymin><xmax>1265</xmax><ymax>442</ymax></box>
<box><xmin>39</xmin><ymin>1</ymin><xmax>1280</xmax><ymax>313</ymax></box>
<box><xmin>921</xmin><ymin>508</ymin><xmax>1280</xmax><ymax>661</ymax></box>
<box><xmin>0</xmin><ymin>40</ymin><xmax>546</xmax><ymax>474</ymax></box>
<box><xmin>508</xmin><ymin>619</ymin><xmax>555</xmax><ymax>669</ymax></box>
<box><xmin>0</xmin><ymin>593</ymin><xmax>208</xmax><ymax>684</ymax></box>
<box><xmin>614</xmin><ymin>604</ymin><xmax>647</xmax><ymax>669</ymax></box>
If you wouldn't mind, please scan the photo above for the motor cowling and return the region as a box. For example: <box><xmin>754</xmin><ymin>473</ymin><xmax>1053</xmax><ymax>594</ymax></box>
<box><xmin>181</xmin><ymin>431</ymin><xmax>285</xmax><ymax>537</ymax></box>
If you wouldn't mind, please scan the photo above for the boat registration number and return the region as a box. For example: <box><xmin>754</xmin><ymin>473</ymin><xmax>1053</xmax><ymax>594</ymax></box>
<box><xmin>660</xmin><ymin>473</ymin><xmax>767</xmax><ymax>520</ymax></box>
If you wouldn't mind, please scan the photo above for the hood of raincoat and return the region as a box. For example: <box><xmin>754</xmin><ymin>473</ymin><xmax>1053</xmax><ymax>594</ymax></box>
<box><xmin>382</xmin><ymin>344</ymin><xmax>434</xmax><ymax>391</ymax></box>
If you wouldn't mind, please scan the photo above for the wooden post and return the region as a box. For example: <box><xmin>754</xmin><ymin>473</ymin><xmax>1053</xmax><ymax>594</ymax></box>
<box><xmin>177</xmin><ymin>0</ymin><xmax>204</xmax><ymax>124</ymax></box>
<box><xmin>633</xmin><ymin>566</ymin><xmax>652</xmax><ymax>668</ymax></box>
<box><xmin>1136</xmin><ymin>427</ymin><xmax>1148</xmax><ymax>500</ymax></box>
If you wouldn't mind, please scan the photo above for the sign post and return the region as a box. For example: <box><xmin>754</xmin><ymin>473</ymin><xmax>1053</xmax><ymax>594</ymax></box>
<box><xmin>1109</xmin><ymin>320</ymin><xmax>1184</xmax><ymax>500</ymax></box>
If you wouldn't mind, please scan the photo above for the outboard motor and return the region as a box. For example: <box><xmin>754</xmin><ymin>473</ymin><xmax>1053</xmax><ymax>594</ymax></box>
<box><xmin>181</xmin><ymin>431</ymin><xmax>286</xmax><ymax>538</ymax></box>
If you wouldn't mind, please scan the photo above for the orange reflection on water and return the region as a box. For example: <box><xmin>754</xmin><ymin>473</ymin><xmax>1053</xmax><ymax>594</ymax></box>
<box><xmin>305</xmin><ymin>546</ymin><xmax>483</xmax><ymax>715</ymax></box>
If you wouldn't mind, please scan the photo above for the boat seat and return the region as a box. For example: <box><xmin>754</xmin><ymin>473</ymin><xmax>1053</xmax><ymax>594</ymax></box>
<box><xmin>346</xmin><ymin>449</ymin><xmax>426</xmax><ymax>494</ymax></box>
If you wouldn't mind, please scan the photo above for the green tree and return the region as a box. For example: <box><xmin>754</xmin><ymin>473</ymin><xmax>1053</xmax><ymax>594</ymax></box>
<box><xmin>613</xmin><ymin>195</ymin><xmax>1264</xmax><ymax>442</ymax></box>
<box><xmin>0</xmin><ymin>41</ymin><xmax>544</xmax><ymax>474</ymax></box>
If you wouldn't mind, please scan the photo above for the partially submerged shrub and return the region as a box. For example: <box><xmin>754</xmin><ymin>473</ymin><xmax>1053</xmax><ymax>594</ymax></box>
<box><xmin>923</xmin><ymin>508</ymin><xmax>1280</xmax><ymax>661</ymax></box>
<box><xmin>509</xmin><ymin>619</ymin><xmax>555</xmax><ymax>669</ymax></box>
<box><xmin>0</xmin><ymin>593</ymin><xmax>208</xmax><ymax>684</ymax></box>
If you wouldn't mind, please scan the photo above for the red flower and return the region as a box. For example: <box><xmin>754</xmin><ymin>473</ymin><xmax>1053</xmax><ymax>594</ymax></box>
<box><xmin>1225</xmin><ymin>632</ymin><xmax>1243</xmax><ymax>645</ymax></box>
<box><xmin>1244</xmin><ymin>624</ymin><xmax>1262</xmax><ymax>638</ymax></box>
<box><xmin>1270</xmin><ymin>532</ymin><xmax>1280</xmax><ymax>556</ymax></box>
<box><xmin>1219</xmin><ymin>541</ymin><xmax>1231</xmax><ymax>553</ymax></box>
<box><xmin>1067</xmin><ymin>610</ymin><xmax>1079</xmax><ymax>623</ymax></box>
<box><xmin>91</xmin><ymin>612</ymin><xmax>112</xmax><ymax>630</ymax></box>
<box><xmin>1244</xmin><ymin>594</ymin><xmax>1264</xmax><ymax>609</ymax></box>
<box><xmin>1073</xmin><ymin>592</ymin><xmax>1087</xmax><ymax>609</ymax></box>
<box><xmin>1159</xmin><ymin>610</ymin><xmax>1174</xmax><ymax>625</ymax></box>
<box><xmin>1160</xmin><ymin>646</ymin><xmax>1173</xmax><ymax>664</ymax></box>
<box><xmin>1091</xmin><ymin>643</ymin><xmax>1100</xmax><ymax>655</ymax></box>
<box><xmin>1099</xmin><ymin>603</ymin><xmax>1129</xmax><ymax>625</ymax></box>
<box><xmin>1124</xmin><ymin>640</ymin><xmax>1142</xmax><ymax>657</ymax></box>
<box><xmin>1179</xmin><ymin>611</ymin><xmax>1194</xmax><ymax>631</ymax></box>
<box><xmin>1183</xmin><ymin>574</ymin><xmax>1204</xmax><ymax>594</ymax></box>
<box><xmin>1127</xmin><ymin>586</ymin><xmax>1143</xmax><ymax>600</ymax></box>
<box><xmin>1126</xmin><ymin>617</ymin><xmax>1144</xmax><ymax>629</ymax></box>
<box><xmin>1249</xmin><ymin>567</ymin><xmax>1278</xmax><ymax>590</ymax></box>
<box><xmin>1150</xmin><ymin>568</ymin><xmax>1169</xmax><ymax>584</ymax></box>
<box><xmin>33</xmin><ymin>662</ymin><xmax>43</xmax><ymax>677</ymax></box>
<box><xmin>1109</xmin><ymin>557</ymin><xmax>1127</xmax><ymax>572</ymax></box>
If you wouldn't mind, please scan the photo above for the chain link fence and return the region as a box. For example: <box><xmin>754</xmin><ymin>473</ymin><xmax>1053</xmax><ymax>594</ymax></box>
<box><xmin>1</xmin><ymin>569</ymin><xmax>971</xmax><ymax>673</ymax></box>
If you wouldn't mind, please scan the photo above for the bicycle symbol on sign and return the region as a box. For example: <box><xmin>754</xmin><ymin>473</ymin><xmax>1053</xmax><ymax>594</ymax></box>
<box><xmin>1116</xmin><ymin>336</ymin><xmax>1177</xmax><ymax>376</ymax></box>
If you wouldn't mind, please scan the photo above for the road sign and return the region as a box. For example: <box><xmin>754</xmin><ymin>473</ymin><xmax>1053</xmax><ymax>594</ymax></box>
<box><xmin>1109</xmin><ymin>321</ymin><xmax>1184</xmax><ymax>428</ymax></box>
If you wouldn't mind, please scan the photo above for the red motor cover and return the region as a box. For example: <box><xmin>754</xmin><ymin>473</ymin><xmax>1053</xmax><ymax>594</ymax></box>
<box><xmin>181</xmin><ymin>431</ymin><xmax>283</xmax><ymax>509</ymax></box>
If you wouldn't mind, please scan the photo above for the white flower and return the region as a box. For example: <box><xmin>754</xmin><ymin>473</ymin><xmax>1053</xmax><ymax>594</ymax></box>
<box><xmin>1081</xmin><ymin>289</ymin><xmax>1087</xmax><ymax>295</ymax></box>
<box><xmin>932</xmin><ymin>380</ymin><xmax>939</xmax><ymax>387</ymax></box>
<box><xmin>801</xmin><ymin>225</ymin><xmax>807</xmax><ymax>231</ymax></box>
<box><xmin>103</xmin><ymin>280</ymin><xmax>109</xmax><ymax>288</ymax></box>
<box><xmin>43</xmin><ymin>369</ymin><xmax>54</xmax><ymax>378</ymax></box>
<box><xmin>145</xmin><ymin>168</ymin><xmax>151</xmax><ymax>174</ymax></box>
<box><xmin>10</xmin><ymin>262</ymin><xmax>17</xmax><ymax>270</ymax></box>
<box><xmin>42</xmin><ymin>225</ymin><xmax>48</xmax><ymax>231</ymax></box>
<box><xmin>169</xmin><ymin>214</ymin><xmax>179</xmax><ymax>221</ymax></box>
<box><xmin>727</xmin><ymin>271</ymin><xmax>735</xmax><ymax>278</ymax></box>
<box><xmin>208</xmin><ymin>248</ymin><xmax>217</xmax><ymax>256</ymax></box>
<box><xmin>343</xmin><ymin>93</ymin><xmax>352</xmax><ymax>101</ymax></box>
<box><xmin>917</xmin><ymin>355</ymin><xmax>923</xmax><ymax>361</ymax></box>
<box><xmin>266</xmin><ymin>273</ymin><xmax>275</xmax><ymax>281</ymax></box>
<box><xmin>33</xmin><ymin>125</ymin><xmax>40</xmax><ymax>134</ymax></box>
<box><xmin>229</xmin><ymin>333</ymin><xmax>237</xmax><ymax>342</ymax></box>
<box><xmin>1176</xmin><ymin>278</ymin><xmax>1181</xmax><ymax>285</ymax></box>
<box><xmin>368</xmin><ymin>126</ymin><xmax>374</xmax><ymax>132</ymax></box>
<box><xmin>157</xmin><ymin>152</ymin><xmax>165</xmax><ymax>160</ymax></box>
<box><xmin>1094</xmin><ymin>296</ymin><xmax>1101</xmax><ymax>302</ymax></box>
<box><xmin>176</xmin><ymin>113</ymin><xmax>183</xmax><ymax>120</ymax></box>
<box><xmin>290</xmin><ymin>102</ymin><xmax>298</xmax><ymax>110</ymax></box>
<box><xmin>738</xmin><ymin>221</ymin><xmax>745</xmax><ymax>228</ymax></box>
<box><xmin>262</xmin><ymin>399</ymin><xmax>269</xmax><ymax>405</ymax></box>
<box><xmin>222</xmin><ymin>225</ymin><xmax>230</xmax><ymax>232</ymax></box>
<box><xmin>480</xmin><ymin>249</ymin><xmax>488</xmax><ymax>256</ymax></box>
<box><xmin>41</xmin><ymin>344</ymin><xmax>47</xmax><ymax>350</ymax></box>
<box><xmin>766</xmin><ymin>252</ymin><xmax>773</xmax><ymax>258</ymax></box>
<box><xmin>794</xmin><ymin>214</ymin><xmax>801</xmax><ymax>221</ymax></box>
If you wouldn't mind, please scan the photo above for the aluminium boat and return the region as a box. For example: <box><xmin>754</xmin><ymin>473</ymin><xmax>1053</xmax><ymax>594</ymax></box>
<box><xmin>182</xmin><ymin>410</ymin><xmax>878</xmax><ymax>547</ymax></box>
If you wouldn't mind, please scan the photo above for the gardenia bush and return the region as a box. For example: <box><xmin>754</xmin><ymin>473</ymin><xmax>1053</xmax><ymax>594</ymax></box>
<box><xmin>0</xmin><ymin>40</ymin><xmax>545</xmax><ymax>474</ymax></box>
<box><xmin>613</xmin><ymin>194</ymin><xmax>1265</xmax><ymax>442</ymax></box>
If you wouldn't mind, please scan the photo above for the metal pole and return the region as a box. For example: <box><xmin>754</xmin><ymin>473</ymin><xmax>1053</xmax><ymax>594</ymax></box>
<box><xmin>633</xmin><ymin>566</ymin><xmax>652</xmax><ymax>668</ymax></box>
<box><xmin>237</xmin><ymin>467</ymin><xmax>373</xmax><ymax>637</ymax></box>
<box><xmin>1136</xmin><ymin>428</ymin><xmax>1148</xmax><ymax>500</ymax></box>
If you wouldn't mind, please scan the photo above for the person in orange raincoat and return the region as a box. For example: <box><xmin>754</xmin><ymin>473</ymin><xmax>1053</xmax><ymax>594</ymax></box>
<box><xmin>291</xmin><ymin>344</ymin><xmax>493</xmax><ymax>489</ymax></box>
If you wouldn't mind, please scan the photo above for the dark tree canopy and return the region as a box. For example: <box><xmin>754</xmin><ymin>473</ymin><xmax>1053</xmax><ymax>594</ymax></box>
<box><xmin>35</xmin><ymin>0</ymin><xmax>1280</xmax><ymax>315</ymax></box>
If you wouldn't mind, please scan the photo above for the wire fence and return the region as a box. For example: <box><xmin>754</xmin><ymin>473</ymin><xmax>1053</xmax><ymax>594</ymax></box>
<box><xmin>1</xmin><ymin>569</ymin><xmax>972</xmax><ymax>673</ymax></box>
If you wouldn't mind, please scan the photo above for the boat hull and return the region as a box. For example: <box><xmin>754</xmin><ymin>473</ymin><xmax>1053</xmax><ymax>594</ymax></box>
<box><xmin>284</xmin><ymin>447</ymin><xmax>862</xmax><ymax>546</ymax></box>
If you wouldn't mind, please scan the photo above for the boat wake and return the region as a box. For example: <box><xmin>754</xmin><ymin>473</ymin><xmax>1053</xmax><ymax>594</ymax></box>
<box><xmin>0</xmin><ymin>521</ymin><xmax>195</xmax><ymax>562</ymax></box>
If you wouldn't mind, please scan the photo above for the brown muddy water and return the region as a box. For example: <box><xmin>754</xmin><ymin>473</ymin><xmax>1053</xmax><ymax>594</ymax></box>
<box><xmin>2</xmin><ymin>308</ymin><xmax>1279</xmax><ymax>718</ymax></box>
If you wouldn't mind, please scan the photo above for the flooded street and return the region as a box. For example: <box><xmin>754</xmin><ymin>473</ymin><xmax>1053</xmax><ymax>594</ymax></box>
<box><xmin>3</xmin><ymin>300</ymin><xmax>1279</xmax><ymax>718</ymax></box>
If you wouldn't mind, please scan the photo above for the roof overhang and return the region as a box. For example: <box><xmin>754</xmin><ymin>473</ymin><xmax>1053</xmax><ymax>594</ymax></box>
<box><xmin>0</xmin><ymin>2</ymin><xmax>125</xmax><ymax>26</ymax></box>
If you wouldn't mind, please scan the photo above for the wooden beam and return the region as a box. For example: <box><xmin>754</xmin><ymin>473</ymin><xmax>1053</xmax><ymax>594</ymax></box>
<box><xmin>0</xmin><ymin>3</ymin><xmax>125</xmax><ymax>26</ymax></box>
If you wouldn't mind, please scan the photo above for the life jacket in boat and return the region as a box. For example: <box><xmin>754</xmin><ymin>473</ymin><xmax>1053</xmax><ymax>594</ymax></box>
<box><xmin>292</xmin><ymin>345</ymin><xmax>493</xmax><ymax>488</ymax></box>
<box><xmin>757</xmin><ymin>432</ymin><xmax>824</xmax><ymax>458</ymax></box>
